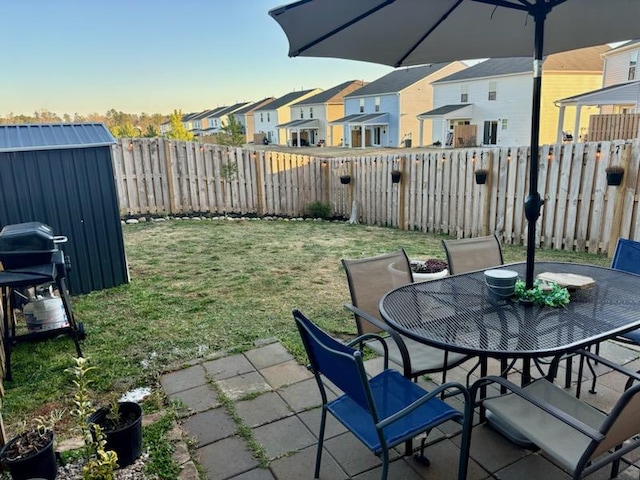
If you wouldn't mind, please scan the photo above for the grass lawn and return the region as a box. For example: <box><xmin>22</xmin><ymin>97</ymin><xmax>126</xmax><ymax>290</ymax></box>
<box><xmin>1</xmin><ymin>219</ymin><xmax>610</xmax><ymax>470</ymax></box>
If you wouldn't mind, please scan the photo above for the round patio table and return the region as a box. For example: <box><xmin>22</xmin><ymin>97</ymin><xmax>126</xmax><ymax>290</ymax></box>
<box><xmin>380</xmin><ymin>262</ymin><xmax>640</xmax><ymax>382</ymax></box>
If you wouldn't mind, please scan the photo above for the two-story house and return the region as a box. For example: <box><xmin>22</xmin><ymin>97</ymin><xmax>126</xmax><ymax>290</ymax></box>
<box><xmin>253</xmin><ymin>89</ymin><xmax>321</xmax><ymax>145</ymax></box>
<box><xmin>232</xmin><ymin>98</ymin><xmax>276</xmax><ymax>143</ymax></box>
<box><xmin>202</xmin><ymin>103</ymin><xmax>250</xmax><ymax>134</ymax></box>
<box><xmin>424</xmin><ymin>45</ymin><xmax>607</xmax><ymax>147</ymax></box>
<box><xmin>555</xmin><ymin>41</ymin><xmax>640</xmax><ymax>142</ymax></box>
<box><xmin>334</xmin><ymin>63</ymin><xmax>466</xmax><ymax>149</ymax></box>
<box><xmin>279</xmin><ymin>80</ymin><xmax>366</xmax><ymax>147</ymax></box>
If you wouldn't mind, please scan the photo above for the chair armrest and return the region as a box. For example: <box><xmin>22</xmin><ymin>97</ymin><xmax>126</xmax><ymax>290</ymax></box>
<box><xmin>575</xmin><ymin>348</ymin><xmax>640</xmax><ymax>391</ymax></box>
<box><xmin>343</xmin><ymin>303</ymin><xmax>413</xmax><ymax>377</ymax></box>
<box><xmin>377</xmin><ymin>381</ymin><xmax>470</xmax><ymax>430</ymax></box>
<box><xmin>471</xmin><ymin>376</ymin><xmax>604</xmax><ymax>441</ymax></box>
<box><xmin>345</xmin><ymin>333</ymin><xmax>390</xmax><ymax>370</ymax></box>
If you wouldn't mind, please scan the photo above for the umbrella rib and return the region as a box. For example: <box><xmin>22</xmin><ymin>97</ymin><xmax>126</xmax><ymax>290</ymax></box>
<box><xmin>395</xmin><ymin>0</ymin><xmax>465</xmax><ymax>67</ymax></box>
<box><xmin>471</xmin><ymin>0</ymin><xmax>531</xmax><ymax>11</ymax></box>
<box><xmin>288</xmin><ymin>0</ymin><xmax>396</xmax><ymax>57</ymax></box>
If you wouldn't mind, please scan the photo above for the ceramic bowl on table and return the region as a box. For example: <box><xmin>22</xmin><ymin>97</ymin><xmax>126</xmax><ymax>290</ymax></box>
<box><xmin>484</xmin><ymin>269</ymin><xmax>518</xmax><ymax>297</ymax></box>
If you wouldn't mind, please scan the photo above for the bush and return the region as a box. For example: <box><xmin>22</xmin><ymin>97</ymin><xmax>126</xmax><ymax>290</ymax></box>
<box><xmin>307</xmin><ymin>201</ymin><xmax>331</xmax><ymax>219</ymax></box>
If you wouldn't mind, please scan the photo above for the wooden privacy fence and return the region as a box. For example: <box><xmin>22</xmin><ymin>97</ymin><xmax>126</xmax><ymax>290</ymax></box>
<box><xmin>112</xmin><ymin>138</ymin><xmax>640</xmax><ymax>254</ymax></box>
<box><xmin>588</xmin><ymin>114</ymin><xmax>640</xmax><ymax>142</ymax></box>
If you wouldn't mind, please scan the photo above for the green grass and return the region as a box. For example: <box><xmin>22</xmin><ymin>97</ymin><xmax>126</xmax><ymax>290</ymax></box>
<box><xmin>0</xmin><ymin>220</ymin><xmax>610</xmax><ymax>469</ymax></box>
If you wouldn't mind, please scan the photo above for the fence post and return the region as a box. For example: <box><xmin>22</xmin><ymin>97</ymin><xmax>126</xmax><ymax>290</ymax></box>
<box><xmin>481</xmin><ymin>151</ymin><xmax>493</xmax><ymax>236</ymax></box>
<box><xmin>608</xmin><ymin>145</ymin><xmax>631</xmax><ymax>257</ymax></box>
<box><xmin>163</xmin><ymin>139</ymin><xmax>177</xmax><ymax>214</ymax></box>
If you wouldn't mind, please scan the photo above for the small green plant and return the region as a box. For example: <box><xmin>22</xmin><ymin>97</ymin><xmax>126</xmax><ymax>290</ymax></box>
<box><xmin>306</xmin><ymin>201</ymin><xmax>331</xmax><ymax>219</ymax></box>
<box><xmin>220</xmin><ymin>161</ymin><xmax>238</xmax><ymax>180</ymax></box>
<box><xmin>68</xmin><ymin>357</ymin><xmax>119</xmax><ymax>479</ymax></box>
<box><xmin>513</xmin><ymin>280</ymin><xmax>570</xmax><ymax>307</ymax></box>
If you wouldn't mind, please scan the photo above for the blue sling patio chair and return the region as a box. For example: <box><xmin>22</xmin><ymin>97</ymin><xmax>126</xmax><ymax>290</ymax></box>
<box><xmin>610</xmin><ymin>238</ymin><xmax>640</xmax><ymax>343</ymax></box>
<box><xmin>292</xmin><ymin>309</ymin><xmax>472</xmax><ymax>480</ymax></box>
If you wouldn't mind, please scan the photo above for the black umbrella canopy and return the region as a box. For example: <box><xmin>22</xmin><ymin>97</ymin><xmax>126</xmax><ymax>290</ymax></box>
<box><xmin>270</xmin><ymin>0</ymin><xmax>640</xmax><ymax>287</ymax></box>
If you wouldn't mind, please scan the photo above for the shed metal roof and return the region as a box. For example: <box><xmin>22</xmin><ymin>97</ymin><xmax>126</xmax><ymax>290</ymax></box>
<box><xmin>0</xmin><ymin>123</ymin><xmax>116</xmax><ymax>153</ymax></box>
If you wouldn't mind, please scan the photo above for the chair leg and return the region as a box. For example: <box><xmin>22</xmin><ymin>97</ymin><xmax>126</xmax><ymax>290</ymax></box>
<box><xmin>314</xmin><ymin>407</ymin><xmax>328</xmax><ymax>479</ymax></box>
<box><xmin>380</xmin><ymin>448</ymin><xmax>389</xmax><ymax>480</ymax></box>
<box><xmin>414</xmin><ymin>432</ymin><xmax>432</xmax><ymax>466</ymax></box>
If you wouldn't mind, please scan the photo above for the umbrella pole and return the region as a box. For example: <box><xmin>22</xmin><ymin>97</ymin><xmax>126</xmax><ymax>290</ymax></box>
<box><xmin>524</xmin><ymin>4</ymin><xmax>547</xmax><ymax>289</ymax></box>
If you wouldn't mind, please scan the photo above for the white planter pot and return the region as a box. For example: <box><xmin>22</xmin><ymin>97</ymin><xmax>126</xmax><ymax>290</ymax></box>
<box><xmin>412</xmin><ymin>268</ymin><xmax>449</xmax><ymax>282</ymax></box>
<box><xmin>388</xmin><ymin>260</ymin><xmax>449</xmax><ymax>284</ymax></box>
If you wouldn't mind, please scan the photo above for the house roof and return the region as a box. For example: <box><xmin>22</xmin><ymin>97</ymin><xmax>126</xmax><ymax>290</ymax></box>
<box><xmin>606</xmin><ymin>39</ymin><xmax>640</xmax><ymax>55</ymax></box>
<box><xmin>418</xmin><ymin>104</ymin><xmax>472</xmax><ymax>117</ymax></box>
<box><xmin>0</xmin><ymin>123</ymin><xmax>115</xmax><ymax>153</ymax></box>
<box><xmin>434</xmin><ymin>58</ymin><xmax>532</xmax><ymax>83</ymax></box>
<box><xmin>190</xmin><ymin>108</ymin><xmax>222</xmax><ymax>121</ymax></box>
<box><xmin>234</xmin><ymin>98</ymin><xmax>276</xmax><ymax>115</ymax></box>
<box><xmin>344</xmin><ymin>63</ymin><xmax>450</xmax><ymax>97</ymax></box>
<box><xmin>254</xmin><ymin>89</ymin><xmax>318</xmax><ymax>111</ymax></box>
<box><xmin>330</xmin><ymin>113</ymin><xmax>389</xmax><ymax>125</ymax></box>
<box><xmin>436</xmin><ymin>46</ymin><xmax>608</xmax><ymax>83</ymax></box>
<box><xmin>294</xmin><ymin>80</ymin><xmax>366</xmax><ymax>106</ymax></box>
<box><xmin>208</xmin><ymin>102</ymin><xmax>251</xmax><ymax>118</ymax></box>
<box><xmin>181</xmin><ymin>112</ymin><xmax>201</xmax><ymax>122</ymax></box>
<box><xmin>276</xmin><ymin>119</ymin><xmax>320</xmax><ymax>129</ymax></box>
<box><xmin>557</xmin><ymin>80</ymin><xmax>640</xmax><ymax>107</ymax></box>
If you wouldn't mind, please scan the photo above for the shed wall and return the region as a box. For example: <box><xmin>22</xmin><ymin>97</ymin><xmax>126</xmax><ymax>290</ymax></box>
<box><xmin>0</xmin><ymin>146</ymin><xmax>128</xmax><ymax>295</ymax></box>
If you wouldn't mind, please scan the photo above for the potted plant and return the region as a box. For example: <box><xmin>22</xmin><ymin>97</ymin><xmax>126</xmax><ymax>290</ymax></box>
<box><xmin>340</xmin><ymin>174</ymin><xmax>351</xmax><ymax>185</ymax></box>
<box><xmin>88</xmin><ymin>397</ymin><xmax>143</xmax><ymax>468</ymax></box>
<box><xmin>605</xmin><ymin>165</ymin><xmax>624</xmax><ymax>186</ymax></box>
<box><xmin>474</xmin><ymin>169</ymin><xmax>489</xmax><ymax>185</ymax></box>
<box><xmin>0</xmin><ymin>410</ymin><xmax>64</xmax><ymax>480</ymax></box>
<box><xmin>410</xmin><ymin>259</ymin><xmax>449</xmax><ymax>281</ymax></box>
<box><xmin>391</xmin><ymin>170</ymin><xmax>402</xmax><ymax>183</ymax></box>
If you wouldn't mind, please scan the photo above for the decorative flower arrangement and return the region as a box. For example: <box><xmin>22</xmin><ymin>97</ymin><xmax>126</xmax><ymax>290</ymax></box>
<box><xmin>410</xmin><ymin>258</ymin><xmax>448</xmax><ymax>274</ymax></box>
<box><xmin>513</xmin><ymin>280</ymin><xmax>570</xmax><ymax>307</ymax></box>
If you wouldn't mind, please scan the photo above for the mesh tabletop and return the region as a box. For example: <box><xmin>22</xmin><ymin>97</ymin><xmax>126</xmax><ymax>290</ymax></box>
<box><xmin>380</xmin><ymin>262</ymin><xmax>640</xmax><ymax>359</ymax></box>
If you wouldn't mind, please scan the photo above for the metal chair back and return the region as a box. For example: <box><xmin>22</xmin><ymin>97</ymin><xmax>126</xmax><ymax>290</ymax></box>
<box><xmin>611</xmin><ymin>238</ymin><xmax>640</xmax><ymax>275</ymax></box>
<box><xmin>442</xmin><ymin>234</ymin><xmax>503</xmax><ymax>275</ymax></box>
<box><xmin>342</xmin><ymin>249</ymin><xmax>413</xmax><ymax>334</ymax></box>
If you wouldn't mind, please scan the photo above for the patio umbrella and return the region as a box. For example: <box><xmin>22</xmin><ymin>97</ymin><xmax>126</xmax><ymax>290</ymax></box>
<box><xmin>268</xmin><ymin>0</ymin><xmax>640</xmax><ymax>288</ymax></box>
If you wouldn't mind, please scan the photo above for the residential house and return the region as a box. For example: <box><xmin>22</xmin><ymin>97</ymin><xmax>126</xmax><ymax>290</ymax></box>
<box><xmin>335</xmin><ymin>63</ymin><xmax>466</xmax><ymax>149</ymax></box>
<box><xmin>280</xmin><ymin>80</ymin><xmax>366</xmax><ymax>147</ymax></box>
<box><xmin>160</xmin><ymin>111</ymin><xmax>198</xmax><ymax>135</ymax></box>
<box><xmin>181</xmin><ymin>112</ymin><xmax>202</xmax><ymax>132</ymax></box>
<box><xmin>189</xmin><ymin>109</ymin><xmax>221</xmax><ymax>135</ymax></box>
<box><xmin>253</xmin><ymin>89</ymin><xmax>321</xmax><ymax>145</ymax></box>
<box><xmin>424</xmin><ymin>45</ymin><xmax>608</xmax><ymax>147</ymax></box>
<box><xmin>203</xmin><ymin>102</ymin><xmax>251</xmax><ymax>134</ymax></box>
<box><xmin>233</xmin><ymin>98</ymin><xmax>276</xmax><ymax>143</ymax></box>
<box><xmin>555</xmin><ymin>41</ymin><xmax>640</xmax><ymax>142</ymax></box>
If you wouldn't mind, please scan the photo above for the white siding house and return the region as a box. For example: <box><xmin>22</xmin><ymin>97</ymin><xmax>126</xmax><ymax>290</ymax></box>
<box><xmin>253</xmin><ymin>89</ymin><xmax>321</xmax><ymax>145</ymax></box>
<box><xmin>203</xmin><ymin>102</ymin><xmax>250</xmax><ymax>134</ymax></box>
<box><xmin>603</xmin><ymin>40</ymin><xmax>640</xmax><ymax>88</ymax></box>
<box><xmin>337</xmin><ymin>63</ymin><xmax>466</xmax><ymax>148</ymax></box>
<box><xmin>233</xmin><ymin>98</ymin><xmax>276</xmax><ymax>143</ymax></box>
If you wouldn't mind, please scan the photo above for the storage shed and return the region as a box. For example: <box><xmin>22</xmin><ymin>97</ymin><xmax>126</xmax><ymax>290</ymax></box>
<box><xmin>0</xmin><ymin>123</ymin><xmax>129</xmax><ymax>294</ymax></box>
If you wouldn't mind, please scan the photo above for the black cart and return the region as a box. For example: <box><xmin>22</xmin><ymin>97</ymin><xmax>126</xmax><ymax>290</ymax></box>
<box><xmin>0</xmin><ymin>222</ymin><xmax>85</xmax><ymax>380</ymax></box>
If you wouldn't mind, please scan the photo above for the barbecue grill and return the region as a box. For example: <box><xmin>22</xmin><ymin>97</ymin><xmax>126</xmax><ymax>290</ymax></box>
<box><xmin>0</xmin><ymin>221</ymin><xmax>85</xmax><ymax>380</ymax></box>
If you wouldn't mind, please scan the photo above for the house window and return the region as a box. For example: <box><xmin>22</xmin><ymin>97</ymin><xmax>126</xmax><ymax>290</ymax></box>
<box><xmin>488</xmin><ymin>82</ymin><xmax>497</xmax><ymax>101</ymax></box>
<box><xmin>461</xmin><ymin>85</ymin><xmax>469</xmax><ymax>103</ymax></box>
<box><xmin>310</xmin><ymin>107</ymin><xmax>314</xmax><ymax>119</ymax></box>
<box><xmin>359</xmin><ymin>98</ymin><xmax>365</xmax><ymax>113</ymax></box>
<box><xmin>501</xmin><ymin>119</ymin><xmax>508</xmax><ymax>130</ymax></box>
<box><xmin>300</xmin><ymin>109</ymin><xmax>304</xmax><ymax>119</ymax></box>
<box><xmin>483</xmin><ymin>120</ymin><xmax>498</xmax><ymax>145</ymax></box>
<box><xmin>260</xmin><ymin>113</ymin><xmax>264</xmax><ymax>122</ymax></box>
<box><xmin>374</xmin><ymin>97</ymin><xmax>380</xmax><ymax>112</ymax></box>
<box><xmin>267</xmin><ymin>112</ymin><xmax>270</xmax><ymax>122</ymax></box>
<box><xmin>629</xmin><ymin>52</ymin><xmax>638</xmax><ymax>81</ymax></box>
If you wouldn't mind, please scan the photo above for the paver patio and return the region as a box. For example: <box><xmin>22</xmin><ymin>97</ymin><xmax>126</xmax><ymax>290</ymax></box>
<box><xmin>160</xmin><ymin>339</ymin><xmax>640</xmax><ymax>480</ymax></box>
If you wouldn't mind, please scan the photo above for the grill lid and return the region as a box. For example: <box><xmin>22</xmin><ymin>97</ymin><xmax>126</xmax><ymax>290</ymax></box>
<box><xmin>0</xmin><ymin>222</ymin><xmax>56</xmax><ymax>252</ymax></box>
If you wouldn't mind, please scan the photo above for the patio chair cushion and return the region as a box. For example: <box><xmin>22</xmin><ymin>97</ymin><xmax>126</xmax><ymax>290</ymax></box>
<box><xmin>328</xmin><ymin>369</ymin><xmax>462</xmax><ymax>455</ymax></box>
<box><xmin>483</xmin><ymin>378</ymin><xmax>605</xmax><ymax>471</ymax></box>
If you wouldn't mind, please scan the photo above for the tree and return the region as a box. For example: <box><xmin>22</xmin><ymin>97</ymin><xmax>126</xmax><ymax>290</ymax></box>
<box><xmin>144</xmin><ymin>125</ymin><xmax>159</xmax><ymax>137</ymax></box>
<box><xmin>216</xmin><ymin>114</ymin><xmax>245</xmax><ymax>147</ymax></box>
<box><xmin>166</xmin><ymin>110</ymin><xmax>194</xmax><ymax>141</ymax></box>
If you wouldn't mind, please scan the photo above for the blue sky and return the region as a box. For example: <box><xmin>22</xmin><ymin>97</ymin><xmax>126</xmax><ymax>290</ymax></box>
<box><xmin>1</xmin><ymin>1</ymin><xmax>393</xmax><ymax>116</ymax></box>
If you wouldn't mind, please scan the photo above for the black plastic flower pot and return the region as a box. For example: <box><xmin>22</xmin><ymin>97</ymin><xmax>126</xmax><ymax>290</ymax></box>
<box><xmin>0</xmin><ymin>431</ymin><xmax>57</xmax><ymax>480</ymax></box>
<box><xmin>391</xmin><ymin>170</ymin><xmax>402</xmax><ymax>183</ymax></box>
<box><xmin>475</xmin><ymin>172</ymin><xmax>488</xmax><ymax>185</ymax></box>
<box><xmin>88</xmin><ymin>401</ymin><xmax>143</xmax><ymax>468</ymax></box>
<box><xmin>606</xmin><ymin>171</ymin><xmax>624</xmax><ymax>186</ymax></box>
<box><xmin>340</xmin><ymin>175</ymin><xmax>351</xmax><ymax>185</ymax></box>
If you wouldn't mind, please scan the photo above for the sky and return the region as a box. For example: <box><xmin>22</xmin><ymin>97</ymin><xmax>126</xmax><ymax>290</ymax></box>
<box><xmin>0</xmin><ymin>1</ymin><xmax>394</xmax><ymax>117</ymax></box>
